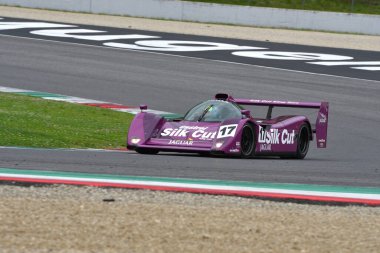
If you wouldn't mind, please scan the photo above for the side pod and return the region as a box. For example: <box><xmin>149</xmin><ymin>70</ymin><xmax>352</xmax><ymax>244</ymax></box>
<box><xmin>232</xmin><ymin>96</ymin><xmax>330</xmax><ymax>148</ymax></box>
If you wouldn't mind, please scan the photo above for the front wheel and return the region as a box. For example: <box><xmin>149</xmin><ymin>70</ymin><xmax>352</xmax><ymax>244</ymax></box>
<box><xmin>240</xmin><ymin>124</ymin><xmax>255</xmax><ymax>158</ymax></box>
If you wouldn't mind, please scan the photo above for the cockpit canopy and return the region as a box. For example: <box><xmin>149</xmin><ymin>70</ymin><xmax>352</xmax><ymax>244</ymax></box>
<box><xmin>184</xmin><ymin>100</ymin><xmax>243</xmax><ymax>122</ymax></box>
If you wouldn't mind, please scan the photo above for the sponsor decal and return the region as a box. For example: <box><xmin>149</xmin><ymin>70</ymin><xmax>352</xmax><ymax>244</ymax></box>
<box><xmin>168</xmin><ymin>140</ymin><xmax>193</xmax><ymax>145</ymax></box>
<box><xmin>192</xmin><ymin>130</ymin><xmax>217</xmax><ymax>140</ymax></box>
<box><xmin>161</xmin><ymin>124</ymin><xmax>238</xmax><ymax>141</ymax></box>
<box><xmin>161</xmin><ymin>128</ymin><xmax>189</xmax><ymax>137</ymax></box>
<box><xmin>179</xmin><ymin>126</ymin><xmax>208</xmax><ymax>130</ymax></box>
<box><xmin>229</xmin><ymin>148</ymin><xmax>240</xmax><ymax>153</ymax></box>
<box><xmin>250</xmin><ymin>99</ymin><xmax>300</xmax><ymax>105</ymax></box>
<box><xmin>258</xmin><ymin>127</ymin><xmax>280</xmax><ymax>144</ymax></box>
<box><xmin>236</xmin><ymin>141</ymin><xmax>241</xmax><ymax>147</ymax></box>
<box><xmin>319</xmin><ymin>113</ymin><xmax>327</xmax><ymax>124</ymax></box>
<box><xmin>161</xmin><ymin>126</ymin><xmax>216</xmax><ymax>140</ymax></box>
<box><xmin>318</xmin><ymin>139</ymin><xmax>326</xmax><ymax>148</ymax></box>
<box><xmin>258</xmin><ymin>126</ymin><xmax>295</xmax><ymax>145</ymax></box>
<box><xmin>217</xmin><ymin>124</ymin><xmax>238</xmax><ymax>139</ymax></box>
<box><xmin>259</xmin><ymin>144</ymin><xmax>272</xmax><ymax>151</ymax></box>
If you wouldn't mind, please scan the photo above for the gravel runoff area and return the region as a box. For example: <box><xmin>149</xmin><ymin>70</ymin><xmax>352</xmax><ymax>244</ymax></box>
<box><xmin>0</xmin><ymin>6</ymin><xmax>380</xmax><ymax>51</ymax></box>
<box><xmin>0</xmin><ymin>184</ymin><xmax>380</xmax><ymax>253</ymax></box>
<box><xmin>1</xmin><ymin>5</ymin><xmax>380</xmax><ymax>253</ymax></box>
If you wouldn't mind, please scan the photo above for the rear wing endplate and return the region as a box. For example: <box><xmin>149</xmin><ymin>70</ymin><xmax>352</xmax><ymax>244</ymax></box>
<box><xmin>217</xmin><ymin>95</ymin><xmax>329</xmax><ymax>148</ymax></box>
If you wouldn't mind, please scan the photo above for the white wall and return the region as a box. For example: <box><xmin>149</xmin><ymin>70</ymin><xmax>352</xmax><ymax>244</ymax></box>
<box><xmin>2</xmin><ymin>0</ymin><xmax>91</xmax><ymax>12</ymax></box>
<box><xmin>1</xmin><ymin>0</ymin><xmax>379</xmax><ymax>35</ymax></box>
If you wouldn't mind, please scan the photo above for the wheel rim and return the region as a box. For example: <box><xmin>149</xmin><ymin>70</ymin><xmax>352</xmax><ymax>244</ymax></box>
<box><xmin>299</xmin><ymin>127</ymin><xmax>309</xmax><ymax>154</ymax></box>
<box><xmin>241</xmin><ymin>125</ymin><xmax>254</xmax><ymax>155</ymax></box>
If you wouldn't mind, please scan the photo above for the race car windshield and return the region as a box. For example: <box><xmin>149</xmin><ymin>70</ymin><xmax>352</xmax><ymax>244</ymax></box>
<box><xmin>184</xmin><ymin>100</ymin><xmax>242</xmax><ymax>122</ymax></box>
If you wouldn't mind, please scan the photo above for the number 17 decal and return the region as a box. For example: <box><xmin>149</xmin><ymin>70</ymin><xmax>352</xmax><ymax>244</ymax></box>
<box><xmin>217</xmin><ymin>124</ymin><xmax>238</xmax><ymax>139</ymax></box>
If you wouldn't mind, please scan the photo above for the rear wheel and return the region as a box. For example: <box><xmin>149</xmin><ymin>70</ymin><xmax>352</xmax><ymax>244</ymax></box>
<box><xmin>135</xmin><ymin>148</ymin><xmax>159</xmax><ymax>155</ymax></box>
<box><xmin>240</xmin><ymin>124</ymin><xmax>255</xmax><ymax>158</ymax></box>
<box><xmin>295</xmin><ymin>124</ymin><xmax>310</xmax><ymax>159</ymax></box>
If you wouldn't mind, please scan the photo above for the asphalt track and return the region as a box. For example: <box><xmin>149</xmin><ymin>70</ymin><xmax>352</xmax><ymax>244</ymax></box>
<box><xmin>1</xmin><ymin>17</ymin><xmax>380</xmax><ymax>81</ymax></box>
<box><xmin>0</xmin><ymin>22</ymin><xmax>379</xmax><ymax>187</ymax></box>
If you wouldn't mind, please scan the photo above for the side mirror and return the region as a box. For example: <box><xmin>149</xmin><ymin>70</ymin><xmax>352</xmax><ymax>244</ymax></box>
<box><xmin>140</xmin><ymin>104</ymin><xmax>148</xmax><ymax>112</ymax></box>
<box><xmin>241</xmin><ymin>109</ymin><xmax>251</xmax><ymax>118</ymax></box>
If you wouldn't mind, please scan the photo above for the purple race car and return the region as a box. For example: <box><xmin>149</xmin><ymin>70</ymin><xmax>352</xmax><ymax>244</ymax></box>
<box><xmin>127</xmin><ymin>94</ymin><xmax>328</xmax><ymax>159</ymax></box>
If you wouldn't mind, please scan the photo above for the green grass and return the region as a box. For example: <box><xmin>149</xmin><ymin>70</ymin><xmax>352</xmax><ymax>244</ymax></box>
<box><xmin>0</xmin><ymin>92</ymin><xmax>134</xmax><ymax>149</ymax></box>
<box><xmin>184</xmin><ymin>0</ymin><xmax>380</xmax><ymax>15</ymax></box>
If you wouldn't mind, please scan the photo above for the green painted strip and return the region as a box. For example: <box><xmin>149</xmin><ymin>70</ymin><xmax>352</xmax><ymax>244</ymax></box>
<box><xmin>0</xmin><ymin>146</ymin><xmax>120</xmax><ymax>152</ymax></box>
<box><xmin>14</xmin><ymin>92</ymin><xmax>67</xmax><ymax>98</ymax></box>
<box><xmin>0</xmin><ymin>168</ymin><xmax>379</xmax><ymax>194</ymax></box>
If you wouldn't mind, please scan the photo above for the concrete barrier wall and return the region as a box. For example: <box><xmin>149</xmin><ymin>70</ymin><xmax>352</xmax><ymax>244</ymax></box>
<box><xmin>1</xmin><ymin>0</ymin><xmax>91</xmax><ymax>12</ymax></box>
<box><xmin>1</xmin><ymin>0</ymin><xmax>380</xmax><ymax>35</ymax></box>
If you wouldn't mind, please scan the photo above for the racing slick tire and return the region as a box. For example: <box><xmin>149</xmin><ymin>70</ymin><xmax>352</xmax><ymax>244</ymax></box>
<box><xmin>240</xmin><ymin>124</ymin><xmax>255</xmax><ymax>158</ymax></box>
<box><xmin>280</xmin><ymin>124</ymin><xmax>310</xmax><ymax>159</ymax></box>
<box><xmin>135</xmin><ymin>148</ymin><xmax>159</xmax><ymax>155</ymax></box>
<box><xmin>295</xmin><ymin>124</ymin><xmax>310</xmax><ymax>159</ymax></box>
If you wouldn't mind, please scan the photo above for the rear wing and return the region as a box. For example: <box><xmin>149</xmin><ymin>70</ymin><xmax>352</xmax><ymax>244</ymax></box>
<box><xmin>215</xmin><ymin>94</ymin><xmax>329</xmax><ymax>148</ymax></box>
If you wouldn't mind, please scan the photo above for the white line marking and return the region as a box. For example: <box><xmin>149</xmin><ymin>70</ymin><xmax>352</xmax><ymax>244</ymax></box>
<box><xmin>0</xmin><ymin>86</ymin><xmax>33</xmax><ymax>92</ymax></box>
<box><xmin>308</xmin><ymin>61</ymin><xmax>380</xmax><ymax>66</ymax></box>
<box><xmin>1</xmin><ymin>33</ymin><xmax>379</xmax><ymax>84</ymax></box>
<box><xmin>43</xmin><ymin>96</ymin><xmax>107</xmax><ymax>104</ymax></box>
<box><xmin>351</xmin><ymin>66</ymin><xmax>380</xmax><ymax>71</ymax></box>
<box><xmin>1</xmin><ymin>173</ymin><xmax>379</xmax><ymax>200</ymax></box>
